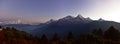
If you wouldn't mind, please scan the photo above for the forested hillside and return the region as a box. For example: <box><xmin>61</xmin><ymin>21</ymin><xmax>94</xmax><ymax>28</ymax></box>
<box><xmin>0</xmin><ymin>27</ymin><xmax>40</xmax><ymax>44</ymax></box>
<box><xmin>0</xmin><ymin>26</ymin><xmax>120</xmax><ymax>44</ymax></box>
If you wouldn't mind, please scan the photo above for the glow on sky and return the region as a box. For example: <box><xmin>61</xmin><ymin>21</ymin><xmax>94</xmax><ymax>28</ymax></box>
<box><xmin>0</xmin><ymin>0</ymin><xmax>120</xmax><ymax>24</ymax></box>
<box><xmin>85</xmin><ymin>0</ymin><xmax>120</xmax><ymax>22</ymax></box>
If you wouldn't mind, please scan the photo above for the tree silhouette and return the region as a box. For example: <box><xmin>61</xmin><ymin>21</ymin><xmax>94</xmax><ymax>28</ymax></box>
<box><xmin>78</xmin><ymin>34</ymin><xmax>100</xmax><ymax>44</ymax></box>
<box><xmin>41</xmin><ymin>34</ymin><xmax>48</xmax><ymax>41</ymax></box>
<box><xmin>0</xmin><ymin>26</ymin><xmax>2</xmax><ymax>28</ymax></box>
<box><xmin>52</xmin><ymin>32</ymin><xmax>60</xmax><ymax>41</ymax></box>
<box><xmin>67</xmin><ymin>32</ymin><xmax>75</xmax><ymax>41</ymax></box>
<box><xmin>2</xmin><ymin>27</ymin><xmax>41</xmax><ymax>44</ymax></box>
<box><xmin>92</xmin><ymin>28</ymin><xmax>103</xmax><ymax>36</ymax></box>
<box><xmin>104</xmin><ymin>26</ymin><xmax>120</xmax><ymax>41</ymax></box>
<box><xmin>40</xmin><ymin>34</ymin><xmax>48</xmax><ymax>44</ymax></box>
<box><xmin>50</xmin><ymin>33</ymin><xmax>60</xmax><ymax>44</ymax></box>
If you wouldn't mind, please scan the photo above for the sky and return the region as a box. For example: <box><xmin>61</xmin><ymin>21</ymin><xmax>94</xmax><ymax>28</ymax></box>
<box><xmin>0</xmin><ymin>0</ymin><xmax>120</xmax><ymax>24</ymax></box>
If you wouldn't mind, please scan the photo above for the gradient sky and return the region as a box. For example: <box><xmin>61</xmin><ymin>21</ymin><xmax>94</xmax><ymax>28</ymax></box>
<box><xmin>0</xmin><ymin>0</ymin><xmax>120</xmax><ymax>24</ymax></box>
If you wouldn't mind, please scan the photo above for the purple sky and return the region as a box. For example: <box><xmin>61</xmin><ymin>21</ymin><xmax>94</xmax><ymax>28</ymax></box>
<box><xmin>0</xmin><ymin>0</ymin><xmax>120</xmax><ymax>24</ymax></box>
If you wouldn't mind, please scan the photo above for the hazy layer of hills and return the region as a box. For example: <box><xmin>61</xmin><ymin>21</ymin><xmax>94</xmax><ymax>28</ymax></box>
<box><xmin>2</xmin><ymin>15</ymin><xmax>120</xmax><ymax>38</ymax></box>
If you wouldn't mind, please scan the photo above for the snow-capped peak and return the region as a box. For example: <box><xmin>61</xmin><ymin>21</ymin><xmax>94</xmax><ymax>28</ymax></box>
<box><xmin>98</xmin><ymin>18</ymin><xmax>104</xmax><ymax>21</ymax></box>
<box><xmin>46</xmin><ymin>14</ymin><xmax>93</xmax><ymax>25</ymax></box>
<box><xmin>46</xmin><ymin>19</ymin><xmax>56</xmax><ymax>24</ymax></box>
<box><xmin>86</xmin><ymin>17</ymin><xmax>92</xmax><ymax>20</ymax></box>
<box><xmin>62</xmin><ymin>15</ymin><xmax>74</xmax><ymax>20</ymax></box>
<box><xmin>76</xmin><ymin>14</ymin><xmax>84</xmax><ymax>19</ymax></box>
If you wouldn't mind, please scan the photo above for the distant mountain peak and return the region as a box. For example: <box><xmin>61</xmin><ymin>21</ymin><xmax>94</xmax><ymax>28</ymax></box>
<box><xmin>76</xmin><ymin>14</ymin><xmax>84</xmax><ymax>19</ymax></box>
<box><xmin>86</xmin><ymin>17</ymin><xmax>92</xmax><ymax>20</ymax></box>
<box><xmin>62</xmin><ymin>15</ymin><xmax>74</xmax><ymax>20</ymax></box>
<box><xmin>98</xmin><ymin>18</ymin><xmax>105</xmax><ymax>21</ymax></box>
<box><xmin>55</xmin><ymin>14</ymin><xmax>93</xmax><ymax>24</ymax></box>
<box><xmin>86</xmin><ymin>17</ymin><xmax>90</xmax><ymax>19</ymax></box>
<box><xmin>74</xmin><ymin>14</ymin><xmax>86</xmax><ymax>22</ymax></box>
<box><xmin>46</xmin><ymin>19</ymin><xmax>55</xmax><ymax>24</ymax></box>
<box><xmin>50</xmin><ymin>19</ymin><xmax>54</xmax><ymax>21</ymax></box>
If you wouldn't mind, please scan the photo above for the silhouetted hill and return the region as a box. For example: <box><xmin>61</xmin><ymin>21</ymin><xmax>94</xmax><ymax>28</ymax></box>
<box><xmin>0</xmin><ymin>27</ymin><xmax>40</xmax><ymax>44</ymax></box>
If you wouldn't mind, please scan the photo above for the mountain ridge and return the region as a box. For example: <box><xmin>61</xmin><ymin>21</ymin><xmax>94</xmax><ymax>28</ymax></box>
<box><xmin>2</xmin><ymin>14</ymin><xmax>120</xmax><ymax>38</ymax></box>
<box><xmin>30</xmin><ymin>15</ymin><xmax>120</xmax><ymax>38</ymax></box>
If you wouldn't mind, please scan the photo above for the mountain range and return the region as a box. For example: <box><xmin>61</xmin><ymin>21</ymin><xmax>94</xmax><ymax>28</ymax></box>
<box><xmin>2</xmin><ymin>14</ymin><xmax>120</xmax><ymax>38</ymax></box>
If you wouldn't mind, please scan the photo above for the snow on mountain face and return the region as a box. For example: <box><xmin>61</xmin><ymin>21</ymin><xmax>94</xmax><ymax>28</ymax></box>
<box><xmin>74</xmin><ymin>15</ymin><xmax>89</xmax><ymax>22</ymax></box>
<box><xmin>62</xmin><ymin>15</ymin><xmax>74</xmax><ymax>20</ymax></box>
<box><xmin>50</xmin><ymin>14</ymin><xmax>93</xmax><ymax>24</ymax></box>
<box><xmin>75</xmin><ymin>14</ymin><xmax>84</xmax><ymax>19</ymax></box>
<box><xmin>86</xmin><ymin>17</ymin><xmax>92</xmax><ymax>20</ymax></box>
<box><xmin>46</xmin><ymin>19</ymin><xmax>56</xmax><ymax>24</ymax></box>
<box><xmin>98</xmin><ymin>18</ymin><xmax>105</xmax><ymax>21</ymax></box>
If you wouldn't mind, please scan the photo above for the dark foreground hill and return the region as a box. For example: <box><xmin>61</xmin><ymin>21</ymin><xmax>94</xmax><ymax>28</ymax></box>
<box><xmin>1</xmin><ymin>26</ymin><xmax>120</xmax><ymax>44</ymax></box>
<box><xmin>0</xmin><ymin>27</ymin><xmax>40</xmax><ymax>44</ymax></box>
